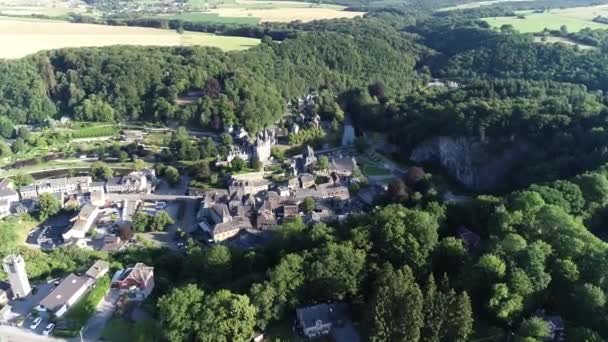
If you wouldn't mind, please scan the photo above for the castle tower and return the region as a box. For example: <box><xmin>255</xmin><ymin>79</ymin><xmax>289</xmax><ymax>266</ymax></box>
<box><xmin>255</xmin><ymin>129</ymin><xmax>274</xmax><ymax>163</ymax></box>
<box><xmin>3</xmin><ymin>254</ymin><xmax>31</xmax><ymax>298</ymax></box>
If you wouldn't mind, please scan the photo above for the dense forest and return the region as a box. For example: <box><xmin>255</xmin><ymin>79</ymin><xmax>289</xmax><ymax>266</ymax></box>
<box><xmin>0</xmin><ymin>15</ymin><xmax>423</xmax><ymax>135</ymax></box>
<box><xmin>6</xmin><ymin>0</ymin><xmax>608</xmax><ymax>340</ymax></box>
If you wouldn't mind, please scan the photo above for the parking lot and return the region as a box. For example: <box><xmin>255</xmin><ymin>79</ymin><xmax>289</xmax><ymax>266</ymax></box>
<box><xmin>25</xmin><ymin>213</ymin><xmax>72</xmax><ymax>250</ymax></box>
<box><xmin>1</xmin><ymin>281</ymin><xmax>56</xmax><ymax>329</ymax></box>
<box><xmin>22</xmin><ymin>311</ymin><xmax>52</xmax><ymax>336</ymax></box>
<box><xmin>139</xmin><ymin>198</ymin><xmax>198</xmax><ymax>250</ymax></box>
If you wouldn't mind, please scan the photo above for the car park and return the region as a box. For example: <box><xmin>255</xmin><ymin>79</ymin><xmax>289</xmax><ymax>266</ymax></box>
<box><xmin>42</xmin><ymin>323</ymin><xmax>55</xmax><ymax>336</ymax></box>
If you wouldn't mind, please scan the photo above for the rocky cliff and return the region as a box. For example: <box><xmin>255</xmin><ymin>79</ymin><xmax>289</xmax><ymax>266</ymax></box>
<box><xmin>410</xmin><ymin>136</ymin><xmax>528</xmax><ymax>191</ymax></box>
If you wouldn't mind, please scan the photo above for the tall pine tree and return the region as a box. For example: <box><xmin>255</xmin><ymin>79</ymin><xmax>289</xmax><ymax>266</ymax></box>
<box><xmin>370</xmin><ymin>264</ymin><xmax>424</xmax><ymax>342</ymax></box>
<box><xmin>446</xmin><ymin>291</ymin><xmax>474</xmax><ymax>342</ymax></box>
<box><xmin>421</xmin><ymin>275</ymin><xmax>445</xmax><ymax>342</ymax></box>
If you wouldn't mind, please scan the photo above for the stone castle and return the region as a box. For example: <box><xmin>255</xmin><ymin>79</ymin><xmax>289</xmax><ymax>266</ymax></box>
<box><xmin>221</xmin><ymin>128</ymin><xmax>276</xmax><ymax>165</ymax></box>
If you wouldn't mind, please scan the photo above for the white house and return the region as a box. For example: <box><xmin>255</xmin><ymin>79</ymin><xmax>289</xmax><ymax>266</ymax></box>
<box><xmin>19</xmin><ymin>185</ymin><xmax>38</xmax><ymax>200</ymax></box>
<box><xmin>296</xmin><ymin>304</ymin><xmax>334</xmax><ymax>338</ymax></box>
<box><xmin>38</xmin><ymin>274</ymin><xmax>92</xmax><ymax>318</ymax></box>
<box><xmin>62</xmin><ymin>204</ymin><xmax>99</xmax><ymax>240</ymax></box>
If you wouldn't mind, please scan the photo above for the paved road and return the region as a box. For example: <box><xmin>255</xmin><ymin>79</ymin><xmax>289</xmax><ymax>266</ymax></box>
<box><xmin>0</xmin><ymin>325</ymin><xmax>63</xmax><ymax>342</ymax></box>
<box><xmin>106</xmin><ymin>193</ymin><xmax>198</xmax><ymax>201</ymax></box>
<box><xmin>81</xmin><ymin>290</ymin><xmax>120</xmax><ymax>341</ymax></box>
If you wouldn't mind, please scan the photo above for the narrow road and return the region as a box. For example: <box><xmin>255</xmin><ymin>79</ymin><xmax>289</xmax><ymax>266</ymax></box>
<box><xmin>80</xmin><ymin>289</ymin><xmax>120</xmax><ymax>341</ymax></box>
<box><xmin>106</xmin><ymin>194</ymin><xmax>199</xmax><ymax>201</ymax></box>
<box><xmin>0</xmin><ymin>325</ymin><xmax>62</xmax><ymax>342</ymax></box>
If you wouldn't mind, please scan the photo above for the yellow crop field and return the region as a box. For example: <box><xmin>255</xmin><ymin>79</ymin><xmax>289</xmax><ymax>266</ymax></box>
<box><xmin>0</xmin><ymin>17</ymin><xmax>260</xmax><ymax>59</ymax></box>
<box><xmin>209</xmin><ymin>6</ymin><xmax>364</xmax><ymax>22</ymax></box>
<box><xmin>202</xmin><ymin>0</ymin><xmax>364</xmax><ymax>23</ymax></box>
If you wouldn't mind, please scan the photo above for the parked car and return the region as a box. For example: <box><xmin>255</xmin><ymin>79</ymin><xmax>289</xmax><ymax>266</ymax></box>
<box><xmin>42</xmin><ymin>323</ymin><xmax>55</xmax><ymax>336</ymax></box>
<box><xmin>30</xmin><ymin>317</ymin><xmax>42</xmax><ymax>330</ymax></box>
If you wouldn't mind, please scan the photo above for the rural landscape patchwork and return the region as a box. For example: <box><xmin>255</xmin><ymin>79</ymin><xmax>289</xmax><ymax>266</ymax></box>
<box><xmin>3</xmin><ymin>0</ymin><xmax>608</xmax><ymax>341</ymax></box>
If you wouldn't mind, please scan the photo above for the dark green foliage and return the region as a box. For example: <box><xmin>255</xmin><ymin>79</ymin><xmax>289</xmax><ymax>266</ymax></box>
<box><xmin>157</xmin><ymin>284</ymin><xmax>205</xmax><ymax>342</ymax></box>
<box><xmin>369</xmin><ymin>264</ymin><xmax>423</xmax><ymax>342</ymax></box>
<box><xmin>132</xmin><ymin>211</ymin><xmax>151</xmax><ymax>233</ymax></box>
<box><xmin>91</xmin><ymin>161</ymin><xmax>113</xmax><ymax>181</ymax></box>
<box><xmin>158</xmin><ymin>285</ymin><xmax>256</xmax><ymax>342</ymax></box>
<box><xmin>164</xmin><ymin>166</ymin><xmax>181</xmax><ymax>186</ymax></box>
<box><xmin>302</xmin><ymin>197</ymin><xmax>315</xmax><ymax>213</ymax></box>
<box><xmin>305</xmin><ymin>242</ymin><xmax>366</xmax><ymax>301</ymax></box>
<box><xmin>151</xmin><ymin>211</ymin><xmax>174</xmax><ymax>231</ymax></box>
<box><xmin>38</xmin><ymin>193</ymin><xmax>61</xmax><ymax>221</ymax></box>
<box><xmin>12</xmin><ymin>172</ymin><xmax>33</xmax><ymax>187</ymax></box>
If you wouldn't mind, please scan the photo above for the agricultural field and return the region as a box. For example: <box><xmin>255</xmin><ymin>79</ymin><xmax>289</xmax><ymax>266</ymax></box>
<box><xmin>146</xmin><ymin>12</ymin><xmax>260</xmax><ymax>24</ymax></box>
<box><xmin>206</xmin><ymin>1</ymin><xmax>364</xmax><ymax>23</ymax></box>
<box><xmin>483</xmin><ymin>5</ymin><xmax>608</xmax><ymax>33</ymax></box>
<box><xmin>0</xmin><ymin>17</ymin><xmax>260</xmax><ymax>59</ymax></box>
<box><xmin>149</xmin><ymin>0</ymin><xmax>364</xmax><ymax>23</ymax></box>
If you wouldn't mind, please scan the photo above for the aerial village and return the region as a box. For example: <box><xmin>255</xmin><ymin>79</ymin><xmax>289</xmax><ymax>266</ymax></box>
<box><xmin>0</xmin><ymin>92</ymin><xmax>401</xmax><ymax>340</ymax></box>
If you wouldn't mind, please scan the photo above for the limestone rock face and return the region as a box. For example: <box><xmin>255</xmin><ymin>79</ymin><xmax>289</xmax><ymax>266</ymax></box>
<box><xmin>410</xmin><ymin>136</ymin><xmax>528</xmax><ymax>191</ymax></box>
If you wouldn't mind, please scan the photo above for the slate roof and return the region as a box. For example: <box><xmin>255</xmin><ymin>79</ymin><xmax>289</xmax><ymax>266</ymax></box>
<box><xmin>457</xmin><ymin>226</ymin><xmax>481</xmax><ymax>249</ymax></box>
<box><xmin>85</xmin><ymin>260</ymin><xmax>109</xmax><ymax>279</ymax></box>
<box><xmin>40</xmin><ymin>274</ymin><xmax>91</xmax><ymax>312</ymax></box>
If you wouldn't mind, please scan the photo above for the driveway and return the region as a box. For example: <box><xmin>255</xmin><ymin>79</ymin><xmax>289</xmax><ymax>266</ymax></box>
<box><xmin>80</xmin><ymin>289</ymin><xmax>120</xmax><ymax>341</ymax></box>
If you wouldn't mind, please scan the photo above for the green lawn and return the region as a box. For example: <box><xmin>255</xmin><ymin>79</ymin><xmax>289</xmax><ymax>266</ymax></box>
<box><xmin>59</xmin><ymin>276</ymin><xmax>111</xmax><ymax>336</ymax></box>
<box><xmin>533</xmin><ymin>36</ymin><xmax>596</xmax><ymax>50</ymax></box>
<box><xmin>0</xmin><ymin>216</ymin><xmax>39</xmax><ymax>255</ymax></box>
<box><xmin>102</xmin><ymin>316</ymin><xmax>160</xmax><ymax>342</ymax></box>
<box><xmin>362</xmin><ymin>164</ymin><xmax>390</xmax><ymax>176</ymax></box>
<box><xmin>70</xmin><ymin>125</ymin><xmax>119</xmax><ymax>139</ymax></box>
<box><xmin>0</xmin><ymin>160</ymin><xmax>150</xmax><ymax>178</ymax></box>
<box><xmin>484</xmin><ymin>6</ymin><xmax>608</xmax><ymax>33</ymax></box>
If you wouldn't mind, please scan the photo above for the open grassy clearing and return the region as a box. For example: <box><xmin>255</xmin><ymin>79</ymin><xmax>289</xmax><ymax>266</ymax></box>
<box><xmin>0</xmin><ymin>216</ymin><xmax>39</xmax><ymax>248</ymax></box>
<box><xmin>0</xmin><ymin>17</ymin><xmax>260</xmax><ymax>58</ymax></box>
<box><xmin>147</xmin><ymin>11</ymin><xmax>259</xmax><ymax>24</ymax></box>
<box><xmin>483</xmin><ymin>5</ymin><xmax>608</xmax><ymax>33</ymax></box>
<box><xmin>533</xmin><ymin>36</ymin><xmax>596</xmax><ymax>50</ymax></box>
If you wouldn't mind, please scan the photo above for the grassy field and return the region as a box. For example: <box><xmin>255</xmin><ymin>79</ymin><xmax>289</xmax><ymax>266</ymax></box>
<box><xmin>533</xmin><ymin>36</ymin><xmax>596</xmax><ymax>50</ymax></box>
<box><xmin>148</xmin><ymin>12</ymin><xmax>259</xmax><ymax>24</ymax></box>
<box><xmin>0</xmin><ymin>16</ymin><xmax>260</xmax><ymax>58</ymax></box>
<box><xmin>101</xmin><ymin>316</ymin><xmax>160</xmax><ymax>342</ymax></box>
<box><xmin>0</xmin><ymin>216</ymin><xmax>39</xmax><ymax>251</ymax></box>
<box><xmin>483</xmin><ymin>5</ymin><xmax>608</xmax><ymax>33</ymax></box>
<box><xmin>59</xmin><ymin>276</ymin><xmax>111</xmax><ymax>336</ymax></box>
<box><xmin>0</xmin><ymin>160</ymin><xmax>151</xmax><ymax>177</ymax></box>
